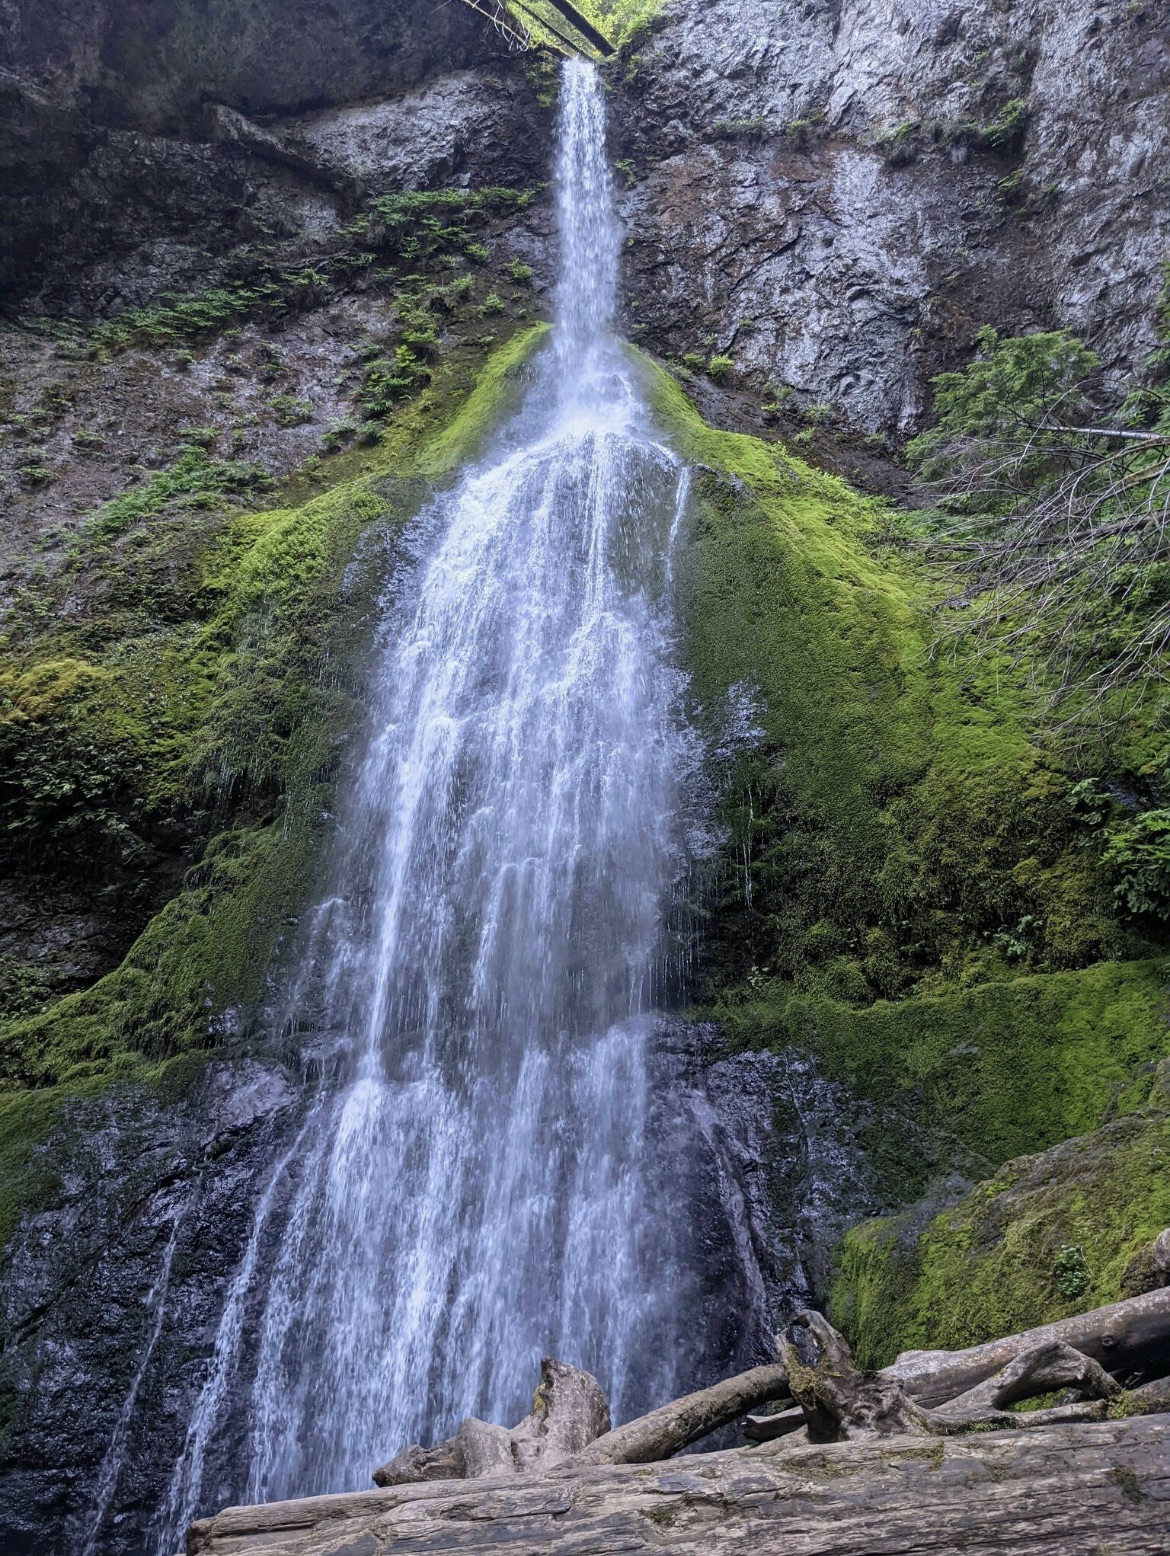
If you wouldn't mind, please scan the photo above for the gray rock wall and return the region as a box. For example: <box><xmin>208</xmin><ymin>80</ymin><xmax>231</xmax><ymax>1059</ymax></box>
<box><xmin>614</xmin><ymin>0</ymin><xmax>1170</xmax><ymax>431</ymax></box>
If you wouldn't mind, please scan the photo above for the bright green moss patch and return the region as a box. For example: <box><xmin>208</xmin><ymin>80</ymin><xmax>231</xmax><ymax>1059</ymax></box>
<box><xmin>0</xmin><ymin>328</ymin><xmax>547</xmax><ymax>1093</ymax></box>
<box><xmin>638</xmin><ymin>352</ymin><xmax>1170</xmax><ymax>1344</ymax></box>
<box><xmin>832</xmin><ymin>1097</ymin><xmax>1170</xmax><ymax>1367</ymax></box>
<box><xmin>636</xmin><ymin>352</ymin><xmax>1131</xmax><ymax>1000</ymax></box>
<box><xmin>719</xmin><ymin>959</ymin><xmax>1169</xmax><ymax>1189</ymax></box>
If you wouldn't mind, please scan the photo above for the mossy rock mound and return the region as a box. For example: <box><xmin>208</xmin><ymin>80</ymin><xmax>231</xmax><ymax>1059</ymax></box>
<box><xmin>831</xmin><ymin>1074</ymin><xmax>1170</xmax><ymax>1369</ymax></box>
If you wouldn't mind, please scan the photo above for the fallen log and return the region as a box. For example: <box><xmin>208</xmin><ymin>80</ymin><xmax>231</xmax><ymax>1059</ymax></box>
<box><xmin>575</xmin><ymin>1362</ymin><xmax>790</xmax><ymax>1465</ymax></box>
<box><xmin>373</xmin><ymin>1359</ymin><xmax>610</xmax><ymax>1486</ymax></box>
<box><xmin>932</xmin><ymin>1340</ymin><xmax>1120</xmax><ymax>1422</ymax></box>
<box><xmin>190</xmin><ymin>1417</ymin><xmax>1170</xmax><ymax>1556</ymax></box>
<box><xmin>369</xmin><ymin>1279</ymin><xmax>1170</xmax><ymax>1488</ymax></box>
<box><xmin>743</xmin><ymin>1405</ymin><xmax>805</xmax><ymax>1442</ymax></box>
<box><xmin>780</xmin><ymin>1312</ymin><xmax>1126</xmax><ymax>1442</ymax></box>
<box><xmin>883</xmin><ymin>1283</ymin><xmax>1170</xmax><ymax>1407</ymax></box>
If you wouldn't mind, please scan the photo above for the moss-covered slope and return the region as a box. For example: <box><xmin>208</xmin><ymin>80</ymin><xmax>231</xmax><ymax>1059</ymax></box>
<box><xmin>0</xmin><ymin>325</ymin><xmax>547</xmax><ymax>1246</ymax></box>
<box><xmin>637</xmin><ymin>351</ymin><xmax>1170</xmax><ymax>1344</ymax></box>
<box><xmin>832</xmin><ymin>1087</ymin><xmax>1170</xmax><ymax>1368</ymax></box>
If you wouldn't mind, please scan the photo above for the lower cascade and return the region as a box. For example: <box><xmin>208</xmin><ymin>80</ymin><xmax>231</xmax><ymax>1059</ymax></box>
<box><xmin>157</xmin><ymin>59</ymin><xmax>721</xmax><ymax>1545</ymax></box>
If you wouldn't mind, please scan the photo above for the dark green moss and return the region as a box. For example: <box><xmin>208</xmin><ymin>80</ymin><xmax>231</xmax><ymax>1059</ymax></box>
<box><xmin>832</xmin><ymin>1096</ymin><xmax>1170</xmax><ymax>1367</ymax></box>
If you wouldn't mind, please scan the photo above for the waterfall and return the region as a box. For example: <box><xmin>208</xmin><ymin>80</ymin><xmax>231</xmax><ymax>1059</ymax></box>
<box><xmin>157</xmin><ymin>58</ymin><xmax>714</xmax><ymax>1543</ymax></box>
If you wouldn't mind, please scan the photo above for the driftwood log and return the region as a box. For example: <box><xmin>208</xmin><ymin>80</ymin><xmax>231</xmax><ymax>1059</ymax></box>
<box><xmin>189</xmin><ymin>1417</ymin><xmax>1170</xmax><ymax>1556</ymax></box>
<box><xmin>885</xmin><ymin>1281</ymin><xmax>1170</xmax><ymax>1406</ymax></box>
<box><xmin>576</xmin><ymin>1362</ymin><xmax>790</xmax><ymax>1465</ymax></box>
<box><xmin>779</xmin><ymin>1310</ymin><xmax>1124</xmax><ymax>1442</ymax></box>
<box><xmin>369</xmin><ymin>1258</ymin><xmax>1170</xmax><ymax>1485</ymax></box>
<box><xmin>372</xmin><ymin>1359</ymin><xmax>610</xmax><ymax>1485</ymax></box>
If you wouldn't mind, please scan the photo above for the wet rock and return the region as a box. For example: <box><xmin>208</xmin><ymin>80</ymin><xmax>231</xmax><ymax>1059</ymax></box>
<box><xmin>0</xmin><ymin>1059</ymin><xmax>303</xmax><ymax>1556</ymax></box>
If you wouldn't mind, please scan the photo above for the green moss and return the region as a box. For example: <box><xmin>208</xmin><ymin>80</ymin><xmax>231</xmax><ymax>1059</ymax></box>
<box><xmin>636</xmin><ymin>351</ymin><xmax>1127</xmax><ymax>1001</ymax></box>
<box><xmin>720</xmin><ymin>960</ymin><xmax>1169</xmax><ymax>1181</ymax></box>
<box><xmin>0</xmin><ymin>327</ymin><xmax>547</xmax><ymax>1092</ymax></box>
<box><xmin>636</xmin><ymin>352</ymin><xmax>1170</xmax><ymax>1353</ymax></box>
<box><xmin>832</xmin><ymin>1100</ymin><xmax>1170</xmax><ymax>1367</ymax></box>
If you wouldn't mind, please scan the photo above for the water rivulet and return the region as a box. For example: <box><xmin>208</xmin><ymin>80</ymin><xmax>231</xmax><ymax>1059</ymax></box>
<box><xmin>156</xmin><ymin>59</ymin><xmax>733</xmax><ymax>1546</ymax></box>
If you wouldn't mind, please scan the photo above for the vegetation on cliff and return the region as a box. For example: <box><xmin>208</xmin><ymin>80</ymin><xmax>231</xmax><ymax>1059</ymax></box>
<box><xmin>637</xmin><ymin>346</ymin><xmax>1169</xmax><ymax>1353</ymax></box>
<box><xmin>0</xmin><ymin>324</ymin><xmax>547</xmax><ymax>1246</ymax></box>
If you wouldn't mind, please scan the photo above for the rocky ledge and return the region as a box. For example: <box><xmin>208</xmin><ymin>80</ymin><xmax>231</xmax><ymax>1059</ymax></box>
<box><xmin>187</xmin><ymin>1416</ymin><xmax>1169</xmax><ymax>1556</ymax></box>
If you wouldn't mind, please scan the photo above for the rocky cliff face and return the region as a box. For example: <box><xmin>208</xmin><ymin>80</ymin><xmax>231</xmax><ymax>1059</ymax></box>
<box><xmin>615</xmin><ymin>0</ymin><xmax>1170</xmax><ymax>434</ymax></box>
<box><xmin>0</xmin><ymin>4</ymin><xmax>1167</xmax><ymax>1555</ymax></box>
<box><xmin>0</xmin><ymin>0</ymin><xmax>546</xmax><ymax>300</ymax></box>
<box><xmin>7</xmin><ymin>0</ymin><xmax>1166</xmax><ymax>431</ymax></box>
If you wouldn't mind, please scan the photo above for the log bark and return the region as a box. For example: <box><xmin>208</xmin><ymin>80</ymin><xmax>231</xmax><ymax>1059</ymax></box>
<box><xmin>373</xmin><ymin>1359</ymin><xmax>610</xmax><ymax>1486</ymax></box>
<box><xmin>781</xmin><ymin>1311</ymin><xmax>933</xmax><ymax>1442</ymax></box>
<box><xmin>932</xmin><ymin>1341</ymin><xmax>1120</xmax><ymax>1422</ymax></box>
<box><xmin>1128</xmin><ymin>1372</ymin><xmax>1170</xmax><ymax>1415</ymax></box>
<box><xmin>187</xmin><ymin>1417</ymin><xmax>1170</xmax><ymax>1556</ymax></box>
<box><xmin>778</xmin><ymin>1312</ymin><xmax>1125</xmax><ymax>1443</ymax></box>
<box><xmin>576</xmin><ymin>1362</ymin><xmax>790</xmax><ymax>1465</ymax></box>
<box><xmin>883</xmin><ymin>1284</ymin><xmax>1170</xmax><ymax>1407</ymax></box>
<box><xmin>743</xmin><ymin>1405</ymin><xmax>805</xmax><ymax>1442</ymax></box>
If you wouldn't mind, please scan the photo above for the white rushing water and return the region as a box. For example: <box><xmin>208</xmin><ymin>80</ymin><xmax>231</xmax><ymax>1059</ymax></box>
<box><xmin>158</xmin><ymin>59</ymin><xmax>707</xmax><ymax>1539</ymax></box>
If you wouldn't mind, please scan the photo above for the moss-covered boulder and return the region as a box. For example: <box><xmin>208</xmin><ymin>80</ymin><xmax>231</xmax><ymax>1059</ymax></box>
<box><xmin>830</xmin><ymin>1077</ymin><xmax>1170</xmax><ymax>1369</ymax></box>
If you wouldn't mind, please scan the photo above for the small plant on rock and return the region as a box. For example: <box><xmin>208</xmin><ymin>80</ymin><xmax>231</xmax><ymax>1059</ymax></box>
<box><xmin>1053</xmin><ymin>1244</ymin><xmax>1089</xmax><ymax>1300</ymax></box>
<box><xmin>271</xmin><ymin>396</ymin><xmax>313</xmax><ymax>428</ymax></box>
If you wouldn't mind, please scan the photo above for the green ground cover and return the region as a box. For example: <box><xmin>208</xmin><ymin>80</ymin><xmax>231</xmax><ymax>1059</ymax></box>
<box><xmin>637</xmin><ymin>349</ymin><xmax>1169</xmax><ymax>1348</ymax></box>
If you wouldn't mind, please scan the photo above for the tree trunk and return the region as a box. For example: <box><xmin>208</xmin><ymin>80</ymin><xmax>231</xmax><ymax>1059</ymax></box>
<box><xmin>577</xmin><ymin>1363</ymin><xmax>791</xmax><ymax>1465</ymax></box>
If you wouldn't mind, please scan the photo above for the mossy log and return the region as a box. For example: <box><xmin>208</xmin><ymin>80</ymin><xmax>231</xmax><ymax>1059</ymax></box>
<box><xmin>884</xmin><ymin>1281</ymin><xmax>1170</xmax><ymax>1407</ymax></box>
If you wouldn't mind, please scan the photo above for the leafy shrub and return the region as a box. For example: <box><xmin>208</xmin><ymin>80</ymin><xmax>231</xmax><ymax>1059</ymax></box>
<box><xmin>1053</xmin><ymin>1244</ymin><xmax>1089</xmax><ymax>1300</ymax></box>
<box><xmin>0</xmin><ymin>661</ymin><xmax>148</xmax><ymax>866</ymax></box>
<box><xmin>357</xmin><ymin>348</ymin><xmax>432</xmax><ymax>419</ymax></box>
<box><xmin>507</xmin><ymin>261</ymin><xmax>534</xmax><ymax>285</ymax></box>
<box><xmin>271</xmin><ymin>396</ymin><xmax>313</xmax><ymax>428</ymax></box>
<box><xmin>1103</xmin><ymin>810</ymin><xmax>1170</xmax><ymax>917</ymax></box>
<box><xmin>707</xmin><ymin>355</ymin><xmax>736</xmax><ymax>382</ymax></box>
<box><xmin>87</xmin><ymin>451</ymin><xmax>273</xmax><ymax>540</ymax></box>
